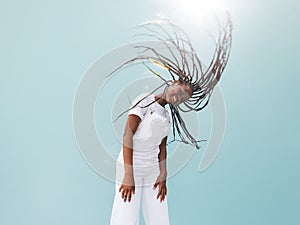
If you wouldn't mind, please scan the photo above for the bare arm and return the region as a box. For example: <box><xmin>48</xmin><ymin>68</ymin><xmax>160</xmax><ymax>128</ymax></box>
<box><xmin>158</xmin><ymin>136</ymin><xmax>167</xmax><ymax>176</ymax></box>
<box><xmin>153</xmin><ymin>136</ymin><xmax>168</xmax><ymax>202</ymax></box>
<box><xmin>119</xmin><ymin>114</ymin><xmax>141</xmax><ymax>202</ymax></box>
<box><xmin>122</xmin><ymin>114</ymin><xmax>141</xmax><ymax>174</ymax></box>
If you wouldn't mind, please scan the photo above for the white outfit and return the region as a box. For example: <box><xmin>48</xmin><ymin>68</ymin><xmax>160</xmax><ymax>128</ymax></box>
<box><xmin>110</xmin><ymin>93</ymin><xmax>172</xmax><ymax>225</ymax></box>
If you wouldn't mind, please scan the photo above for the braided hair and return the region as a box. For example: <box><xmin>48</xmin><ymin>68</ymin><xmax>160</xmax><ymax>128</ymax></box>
<box><xmin>109</xmin><ymin>13</ymin><xmax>233</xmax><ymax>149</ymax></box>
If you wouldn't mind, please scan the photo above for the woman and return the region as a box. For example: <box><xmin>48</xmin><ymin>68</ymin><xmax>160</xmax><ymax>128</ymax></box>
<box><xmin>110</xmin><ymin>81</ymin><xmax>192</xmax><ymax>225</ymax></box>
<box><xmin>110</xmin><ymin>15</ymin><xmax>232</xmax><ymax>225</ymax></box>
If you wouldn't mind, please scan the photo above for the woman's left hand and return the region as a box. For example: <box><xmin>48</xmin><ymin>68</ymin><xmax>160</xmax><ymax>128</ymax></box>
<box><xmin>153</xmin><ymin>173</ymin><xmax>167</xmax><ymax>202</ymax></box>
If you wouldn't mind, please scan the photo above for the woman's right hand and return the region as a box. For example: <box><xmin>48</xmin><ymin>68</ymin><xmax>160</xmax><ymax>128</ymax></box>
<box><xmin>119</xmin><ymin>174</ymin><xmax>135</xmax><ymax>202</ymax></box>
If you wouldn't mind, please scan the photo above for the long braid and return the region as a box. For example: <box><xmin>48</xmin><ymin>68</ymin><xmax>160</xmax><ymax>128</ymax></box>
<box><xmin>110</xmin><ymin>13</ymin><xmax>233</xmax><ymax>149</ymax></box>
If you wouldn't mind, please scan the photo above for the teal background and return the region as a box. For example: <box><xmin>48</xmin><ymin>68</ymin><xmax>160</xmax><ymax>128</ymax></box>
<box><xmin>1</xmin><ymin>0</ymin><xmax>299</xmax><ymax>225</ymax></box>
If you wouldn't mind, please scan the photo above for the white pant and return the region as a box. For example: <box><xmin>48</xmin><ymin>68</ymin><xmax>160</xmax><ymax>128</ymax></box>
<box><xmin>110</xmin><ymin>151</ymin><xmax>170</xmax><ymax>225</ymax></box>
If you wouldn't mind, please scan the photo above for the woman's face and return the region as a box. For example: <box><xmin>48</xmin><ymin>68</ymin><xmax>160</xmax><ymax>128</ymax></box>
<box><xmin>165</xmin><ymin>81</ymin><xmax>192</xmax><ymax>106</ymax></box>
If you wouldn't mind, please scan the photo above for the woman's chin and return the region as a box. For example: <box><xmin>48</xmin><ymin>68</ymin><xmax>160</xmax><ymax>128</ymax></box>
<box><xmin>170</xmin><ymin>101</ymin><xmax>180</xmax><ymax>106</ymax></box>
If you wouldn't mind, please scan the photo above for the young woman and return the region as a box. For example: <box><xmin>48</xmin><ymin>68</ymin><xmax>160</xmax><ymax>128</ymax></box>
<box><xmin>110</xmin><ymin>81</ymin><xmax>192</xmax><ymax>225</ymax></box>
<box><xmin>110</xmin><ymin>14</ymin><xmax>233</xmax><ymax>225</ymax></box>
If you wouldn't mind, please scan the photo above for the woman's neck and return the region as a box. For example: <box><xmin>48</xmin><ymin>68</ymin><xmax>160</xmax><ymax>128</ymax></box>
<box><xmin>155</xmin><ymin>93</ymin><xmax>167</xmax><ymax>107</ymax></box>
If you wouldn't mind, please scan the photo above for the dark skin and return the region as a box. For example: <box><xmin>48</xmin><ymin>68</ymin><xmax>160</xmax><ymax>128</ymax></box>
<box><xmin>154</xmin><ymin>136</ymin><xmax>168</xmax><ymax>202</ymax></box>
<box><xmin>119</xmin><ymin>114</ymin><xmax>139</xmax><ymax>203</ymax></box>
<box><xmin>119</xmin><ymin>81</ymin><xmax>193</xmax><ymax>203</ymax></box>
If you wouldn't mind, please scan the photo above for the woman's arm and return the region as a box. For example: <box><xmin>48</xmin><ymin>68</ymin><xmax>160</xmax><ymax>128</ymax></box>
<box><xmin>119</xmin><ymin>114</ymin><xmax>141</xmax><ymax>202</ymax></box>
<box><xmin>122</xmin><ymin>114</ymin><xmax>141</xmax><ymax>174</ymax></box>
<box><xmin>158</xmin><ymin>136</ymin><xmax>167</xmax><ymax>176</ymax></box>
<box><xmin>153</xmin><ymin>136</ymin><xmax>168</xmax><ymax>202</ymax></box>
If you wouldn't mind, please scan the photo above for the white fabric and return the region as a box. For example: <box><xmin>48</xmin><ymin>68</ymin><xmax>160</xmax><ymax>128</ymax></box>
<box><xmin>110</xmin><ymin>93</ymin><xmax>171</xmax><ymax>225</ymax></box>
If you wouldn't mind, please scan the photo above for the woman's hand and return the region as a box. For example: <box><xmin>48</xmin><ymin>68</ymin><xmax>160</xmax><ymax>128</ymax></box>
<box><xmin>153</xmin><ymin>173</ymin><xmax>167</xmax><ymax>202</ymax></box>
<box><xmin>119</xmin><ymin>174</ymin><xmax>135</xmax><ymax>202</ymax></box>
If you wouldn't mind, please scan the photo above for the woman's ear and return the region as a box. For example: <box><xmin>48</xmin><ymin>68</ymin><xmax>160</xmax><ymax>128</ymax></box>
<box><xmin>172</xmin><ymin>80</ymin><xmax>179</xmax><ymax>86</ymax></box>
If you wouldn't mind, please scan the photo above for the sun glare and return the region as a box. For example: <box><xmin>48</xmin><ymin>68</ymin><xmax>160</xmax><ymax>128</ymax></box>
<box><xmin>155</xmin><ymin>0</ymin><xmax>230</xmax><ymax>26</ymax></box>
